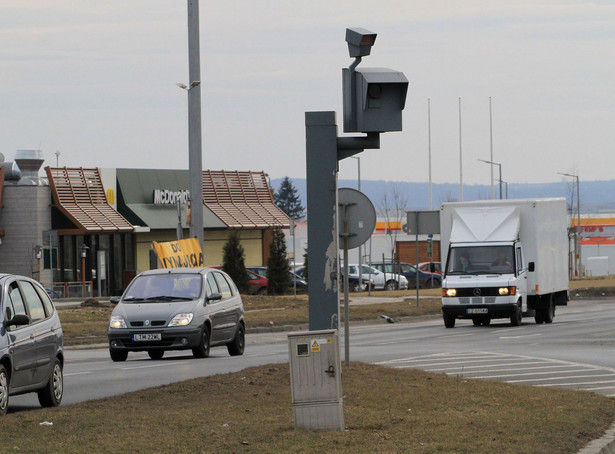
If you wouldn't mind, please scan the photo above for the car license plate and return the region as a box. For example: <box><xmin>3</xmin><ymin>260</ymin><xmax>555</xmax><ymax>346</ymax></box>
<box><xmin>132</xmin><ymin>333</ymin><xmax>162</xmax><ymax>341</ymax></box>
<box><xmin>467</xmin><ymin>308</ymin><xmax>488</xmax><ymax>314</ymax></box>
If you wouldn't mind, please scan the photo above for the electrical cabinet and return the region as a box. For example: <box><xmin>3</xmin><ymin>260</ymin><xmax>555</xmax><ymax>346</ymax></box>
<box><xmin>287</xmin><ymin>329</ymin><xmax>344</xmax><ymax>430</ymax></box>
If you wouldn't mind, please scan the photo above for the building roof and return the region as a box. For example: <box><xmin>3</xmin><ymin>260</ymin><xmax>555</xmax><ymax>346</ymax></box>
<box><xmin>202</xmin><ymin>170</ymin><xmax>289</xmax><ymax>229</ymax></box>
<box><xmin>46</xmin><ymin>167</ymin><xmax>134</xmax><ymax>234</ymax></box>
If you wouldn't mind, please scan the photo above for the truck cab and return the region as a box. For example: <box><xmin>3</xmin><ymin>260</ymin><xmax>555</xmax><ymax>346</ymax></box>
<box><xmin>442</xmin><ymin>242</ymin><xmax>529</xmax><ymax>327</ymax></box>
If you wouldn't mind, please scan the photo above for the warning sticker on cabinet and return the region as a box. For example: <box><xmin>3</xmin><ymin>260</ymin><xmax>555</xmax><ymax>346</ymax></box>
<box><xmin>310</xmin><ymin>337</ymin><xmax>332</xmax><ymax>352</ymax></box>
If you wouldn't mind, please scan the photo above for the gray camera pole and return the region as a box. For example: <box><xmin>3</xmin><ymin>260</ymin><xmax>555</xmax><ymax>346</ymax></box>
<box><xmin>305</xmin><ymin>112</ymin><xmax>340</xmax><ymax>331</ymax></box>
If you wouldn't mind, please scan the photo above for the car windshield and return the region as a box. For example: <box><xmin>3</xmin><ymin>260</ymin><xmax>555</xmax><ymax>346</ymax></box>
<box><xmin>123</xmin><ymin>274</ymin><xmax>202</xmax><ymax>302</ymax></box>
<box><xmin>446</xmin><ymin>246</ymin><xmax>515</xmax><ymax>275</ymax></box>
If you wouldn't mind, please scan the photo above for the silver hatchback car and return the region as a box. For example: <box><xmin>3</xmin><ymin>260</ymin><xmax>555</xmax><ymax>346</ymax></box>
<box><xmin>0</xmin><ymin>274</ymin><xmax>64</xmax><ymax>415</ymax></box>
<box><xmin>108</xmin><ymin>268</ymin><xmax>245</xmax><ymax>361</ymax></box>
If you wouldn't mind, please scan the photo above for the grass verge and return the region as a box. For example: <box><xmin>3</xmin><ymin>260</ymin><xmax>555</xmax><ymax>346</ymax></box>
<box><xmin>57</xmin><ymin>293</ymin><xmax>443</xmax><ymax>346</ymax></box>
<box><xmin>5</xmin><ymin>362</ymin><xmax>615</xmax><ymax>453</ymax></box>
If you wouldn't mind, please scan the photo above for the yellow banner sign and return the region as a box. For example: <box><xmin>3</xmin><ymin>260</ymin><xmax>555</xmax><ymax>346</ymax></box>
<box><xmin>153</xmin><ymin>238</ymin><xmax>204</xmax><ymax>269</ymax></box>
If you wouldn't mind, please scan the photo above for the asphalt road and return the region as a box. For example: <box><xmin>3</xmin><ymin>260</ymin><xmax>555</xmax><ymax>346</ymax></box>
<box><xmin>9</xmin><ymin>297</ymin><xmax>615</xmax><ymax>412</ymax></box>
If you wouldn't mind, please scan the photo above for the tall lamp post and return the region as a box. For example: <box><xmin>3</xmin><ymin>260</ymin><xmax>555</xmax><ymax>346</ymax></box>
<box><xmin>559</xmin><ymin>172</ymin><xmax>581</xmax><ymax>276</ymax></box>
<box><xmin>478</xmin><ymin>159</ymin><xmax>502</xmax><ymax>200</ymax></box>
<box><xmin>182</xmin><ymin>0</ymin><xmax>204</xmax><ymax>253</ymax></box>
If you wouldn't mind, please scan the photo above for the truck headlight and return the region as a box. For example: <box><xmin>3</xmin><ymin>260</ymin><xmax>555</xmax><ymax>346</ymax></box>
<box><xmin>109</xmin><ymin>316</ymin><xmax>127</xmax><ymax>329</ymax></box>
<box><xmin>498</xmin><ymin>287</ymin><xmax>516</xmax><ymax>296</ymax></box>
<box><xmin>443</xmin><ymin>288</ymin><xmax>456</xmax><ymax>297</ymax></box>
<box><xmin>169</xmin><ymin>313</ymin><xmax>194</xmax><ymax>327</ymax></box>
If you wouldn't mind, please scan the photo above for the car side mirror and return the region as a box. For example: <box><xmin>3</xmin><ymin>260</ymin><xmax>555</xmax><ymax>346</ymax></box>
<box><xmin>110</xmin><ymin>296</ymin><xmax>120</xmax><ymax>305</ymax></box>
<box><xmin>528</xmin><ymin>262</ymin><xmax>535</xmax><ymax>272</ymax></box>
<box><xmin>206</xmin><ymin>292</ymin><xmax>222</xmax><ymax>303</ymax></box>
<box><xmin>5</xmin><ymin>314</ymin><xmax>29</xmax><ymax>327</ymax></box>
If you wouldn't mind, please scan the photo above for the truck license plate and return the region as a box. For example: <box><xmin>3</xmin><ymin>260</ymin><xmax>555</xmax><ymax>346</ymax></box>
<box><xmin>132</xmin><ymin>333</ymin><xmax>161</xmax><ymax>341</ymax></box>
<box><xmin>467</xmin><ymin>308</ymin><xmax>488</xmax><ymax>314</ymax></box>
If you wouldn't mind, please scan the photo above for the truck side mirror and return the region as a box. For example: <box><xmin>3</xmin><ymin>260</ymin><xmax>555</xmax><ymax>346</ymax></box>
<box><xmin>528</xmin><ymin>262</ymin><xmax>535</xmax><ymax>272</ymax></box>
<box><xmin>342</xmin><ymin>67</ymin><xmax>408</xmax><ymax>133</ymax></box>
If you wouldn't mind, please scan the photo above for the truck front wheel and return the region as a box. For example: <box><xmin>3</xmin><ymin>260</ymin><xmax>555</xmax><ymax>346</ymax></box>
<box><xmin>510</xmin><ymin>304</ymin><xmax>522</xmax><ymax>326</ymax></box>
<box><xmin>443</xmin><ymin>313</ymin><xmax>456</xmax><ymax>328</ymax></box>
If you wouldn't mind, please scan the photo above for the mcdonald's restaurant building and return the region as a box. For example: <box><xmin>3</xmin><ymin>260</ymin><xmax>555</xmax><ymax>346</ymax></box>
<box><xmin>0</xmin><ymin>151</ymin><xmax>289</xmax><ymax>297</ymax></box>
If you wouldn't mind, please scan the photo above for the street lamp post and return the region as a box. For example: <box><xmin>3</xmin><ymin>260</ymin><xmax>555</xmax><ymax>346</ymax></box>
<box><xmin>478</xmin><ymin>159</ymin><xmax>502</xmax><ymax>199</ymax></box>
<box><xmin>559</xmin><ymin>172</ymin><xmax>581</xmax><ymax>276</ymax></box>
<box><xmin>183</xmin><ymin>0</ymin><xmax>204</xmax><ymax>253</ymax></box>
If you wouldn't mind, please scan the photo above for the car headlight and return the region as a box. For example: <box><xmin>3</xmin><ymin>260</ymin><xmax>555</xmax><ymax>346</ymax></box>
<box><xmin>169</xmin><ymin>313</ymin><xmax>194</xmax><ymax>327</ymax></box>
<box><xmin>443</xmin><ymin>288</ymin><xmax>457</xmax><ymax>297</ymax></box>
<box><xmin>109</xmin><ymin>315</ymin><xmax>127</xmax><ymax>329</ymax></box>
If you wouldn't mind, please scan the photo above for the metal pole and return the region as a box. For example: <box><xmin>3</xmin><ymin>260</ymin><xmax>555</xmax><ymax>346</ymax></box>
<box><xmin>489</xmin><ymin>97</ymin><xmax>494</xmax><ymax>199</ymax></box>
<box><xmin>292</xmin><ymin>219</ymin><xmax>296</xmax><ymax>298</ymax></box>
<box><xmin>81</xmin><ymin>255</ymin><xmax>86</xmax><ymax>298</ymax></box>
<box><xmin>498</xmin><ymin>163</ymin><xmax>502</xmax><ymax>200</ymax></box>
<box><xmin>576</xmin><ymin>175</ymin><xmax>581</xmax><ymax>276</ymax></box>
<box><xmin>428</xmin><ymin>98</ymin><xmax>432</xmax><ymax>210</ymax></box>
<box><xmin>342</xmin><ymin>205</ymin><xmax>350</xmax><ymax>368</ymax></box>
<box><xmin>415</xmin><ymin>212</ymin><xmax>420</xmax><ymax>307</ymax></box>
<box><xmin>458</xmin><ymin>97</ymin><xmax>463</xmax><ymax>201</ymax></box>
<box><xmin>187</xmin><ymin>0</ymin><xmax>204</xmax><ymax>251</ymax></box>
<box><xmin>351</xmin><ymin>156</ymin><xmax>362</xmax><ymax>287</ymax></box>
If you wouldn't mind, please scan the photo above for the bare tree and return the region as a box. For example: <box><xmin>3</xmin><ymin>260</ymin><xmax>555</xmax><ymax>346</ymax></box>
<box><xmin>377</xmin><ymin>185</ymin><xmax>409</xmax><ymax>260</ymax></box>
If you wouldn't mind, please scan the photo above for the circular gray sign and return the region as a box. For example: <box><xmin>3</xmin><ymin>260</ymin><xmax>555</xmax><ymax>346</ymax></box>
<box><xmin>338</xmin><ymin>188</ymin><xmax>376</xmax><ymax>249</ymax></box>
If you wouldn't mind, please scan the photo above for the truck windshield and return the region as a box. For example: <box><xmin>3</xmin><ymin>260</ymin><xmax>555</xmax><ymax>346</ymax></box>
<box><xmin>446</xmin><ymin>246</ymin><xmax>515</xmax><ymax>275</ymax></box>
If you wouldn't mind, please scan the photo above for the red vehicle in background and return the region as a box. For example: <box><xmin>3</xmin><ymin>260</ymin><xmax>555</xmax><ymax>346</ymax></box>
<box><xmin>210</xmin><ymin>266</ymin><xmax>268</xmax><ymax>294</ymax></box>
<box><xmin>417</xmin><ymin>261</ymin><xmax>442</xmax><ymax>275</ymax></box>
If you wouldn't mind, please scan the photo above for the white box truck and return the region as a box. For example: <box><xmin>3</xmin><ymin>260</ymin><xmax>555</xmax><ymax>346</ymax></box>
<box><xmin>440</xmin><ymin>198</ymin><xmax>569</xmax><ymax>328</ymax></box>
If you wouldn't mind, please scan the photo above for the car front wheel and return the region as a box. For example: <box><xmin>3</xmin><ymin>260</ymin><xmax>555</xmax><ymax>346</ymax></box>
<box><xmin>193</xmin><ymin>326</ymin><xmax>211</xmax><ymax>358</ymax></box>
<box><xmin>0</xmin><ymin>365</ymin><xmax>9</xmax><ymax>415</ymax></box>
<box><xmin>38</xmin><ymin>358</ymin><xmax>63</xmax><ymax>408</ymax></box>
<box><xmin>110</xmin><ymin>350</ymin><xmax>128</xmax><ymax>362</ymax></box>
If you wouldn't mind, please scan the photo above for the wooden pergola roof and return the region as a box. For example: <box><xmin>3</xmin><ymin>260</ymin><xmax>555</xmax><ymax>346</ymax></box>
<box><xmin>45</xmin><ymin>167</ymin><xmax>134</xmax><ymax>234</ymax></box>
<box><xmin>202</xmin><ymin>170</ymin><xmax>289</xmax><ymax>229</ymax></box>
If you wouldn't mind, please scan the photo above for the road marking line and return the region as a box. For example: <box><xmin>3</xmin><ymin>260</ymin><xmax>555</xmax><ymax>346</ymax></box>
<box><xmin>470</xmin><ymin>370</ymin><xmax>609</xmax><ymax>380</ymax></box>
<box><xmin>586</xmin><ymin>385</ymin><xmax>615</xmax><ymax>391</ymax></box>
<box><xmin>64</xmin><ymin>372</ymin><xmax>92</xmax><ymax>377</ymax></box>
<box><xmin>425</xmin><ymin>363</ymin><xmax>582</xmax><ymax>373</ymax></box>
<box><xmin>499</xmin><ymin>333</ymin><xmax>542</xmax><ymax>339</ymax></box>
<box><xmin>521</xmin><ymin>377</ymin><xmax>615</xmax><ymax>385</ymax></box>
<box><xmin>437</xmin><ymin>333</ymin><xmax>476</xmax><ymax>339</ymax></box>
<box><xmin>121</xmin><ymin>361</ymin><xmax>190</xmax><ymax>370</ymax></box>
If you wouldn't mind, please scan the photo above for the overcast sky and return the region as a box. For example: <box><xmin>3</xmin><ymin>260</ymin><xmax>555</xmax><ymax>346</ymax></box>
<box><xmin>2</xmin><ymin>1</ymin><xmax>614</xmax><ymax>188</ymax></box>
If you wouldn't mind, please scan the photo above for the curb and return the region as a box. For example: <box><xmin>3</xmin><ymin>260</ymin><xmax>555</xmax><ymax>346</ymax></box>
<box><xmin>578</xmin><ymin>420</ymin><xmax>615</xmax><ymax>454</ymax></box>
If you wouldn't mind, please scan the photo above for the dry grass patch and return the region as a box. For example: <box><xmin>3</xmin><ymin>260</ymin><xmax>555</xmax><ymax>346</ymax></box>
<box><xmin>3</xmin><ymin>362</ymin><xmax>614</xmax><ymax>453</ymax></box>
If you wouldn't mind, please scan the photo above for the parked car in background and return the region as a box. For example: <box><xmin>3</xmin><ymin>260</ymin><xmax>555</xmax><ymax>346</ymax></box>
<box><xmin>108</xmin><ymin>267</ymin><xmax>245</xmax><ymax>362</ymax></box>
<box><xmin>211</xmin><ymin>266</ymin><xmax>267</xmax><ymax>294</ymax></box>
<box><xmin>0</xmin><ymin>274</ymin><xmax>64</xmax><ymax>415</ymax></box>
<box><xmin>246</xmin><ymin>266</ymin><xmax>308</xmax><ymax>291</ymax></box>
<box><xmin>246</xmin><ymin>269</ymin><xmax>268</xmax><ymax>294</ymax></box>
<box><xmin>344</xmin><ymin>264</ymin><xmax>408</xmax><ymax>291</ymax></box>
<box><xmin>292</xmin><ymin>266</ymin><xmax>371</xmax><ymax>292</ymax></box>
<box><xmin>371</xmin><ymin>262</ymin><xmax>441</xmax><ymax>289</ymax></box>
<box><xmin>418</xmin><ymin>261</ymin><xmax>442</xmax><ymax>275</ymax></box>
